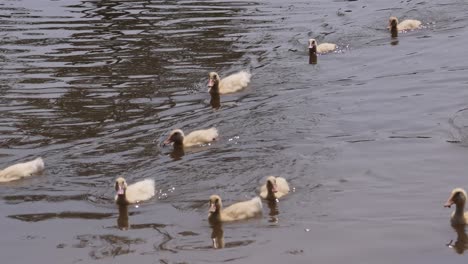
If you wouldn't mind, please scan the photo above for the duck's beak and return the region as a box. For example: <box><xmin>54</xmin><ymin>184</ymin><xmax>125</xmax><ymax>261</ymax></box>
<box><xmin>117</xmin><ymin>184</ymin><xmax>125</xmax><ymax>195</ymax></box>
<box><xmin>308</xmin><ymin>44</ymin><xmax>313</xmax><ymax>49</ymax></box>
<box><xmin>209</xmin><ymin>203</ymin><xmax>217</xmax><ymax>213</ymax></box>
<box><xmin>272</xmin><ymin>183</ymin><xmax>278</xmax><ymax>193</ymax></box>
<box><xmin>162</xmin><ymin>137</ymin><xmax>172</xmax><ymax>147</ymax></box>
<box><xmin>208</xmin><ymin>78</ymin><xmax>214</xmax><ymax>88</ymax></box>
<box><xmin>444</xmin><ymin>199</ymin><xmax>454</xmax><ymax>208</ymax></box>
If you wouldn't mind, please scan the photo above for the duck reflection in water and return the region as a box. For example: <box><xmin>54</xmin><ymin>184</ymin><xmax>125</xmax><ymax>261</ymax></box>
<box><xmin>267</xmin><ymin>199</ymin><xmax>279</xmax><ymax>223</ymax></box>
<box><xmin>210</xmin><ymin>222</ymin><xmax>225</xmax><ymax>249</ymax></box>
<box><xmin>117</xmin><ymin>204</ymin><xmax>129</xmax><ymax>230</ymax></box>
<box><xmin>447</xmin><ymin>225</ymin><xmax>468</xmax><ymax>254</ymax></box>
<box><xmin>169</xmin><ymin>145</ymin><xmax>185</xmax><ymax>160</ymax></box>
<box><xmin>309</xmin><ymin>50</ymin><xmax>317</xmax><ymax>65</ymax></box>
<box><xmin>209</xmin><ymin>92</ymin><xmax>221</xmax><ymax>110</ymax></box>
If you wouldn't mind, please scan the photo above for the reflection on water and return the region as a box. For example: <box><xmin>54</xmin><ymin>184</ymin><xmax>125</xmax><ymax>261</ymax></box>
<box><xmin>309</xmin><ymin>52</ymin><xmax>317</xmax><ymax>65</ymax></box>
<box><xmin>210</xmin><ymin>92</ymin><xmax>221</xmax><ymax>110</ymax></box>
<box><xmin>169</xmin><ymin>145</ymin><xmax>185</xmax><ymax>161</ymax></box>
<box><xmin>267</xmin><ymin>199</ymin><xmax>279</xmax><ymax>223</ymax></box>
<box><xmin>73</xmin><ymin>234</ymin><xmax>145</xmax><ymax>260</ymax></box>
<box><xmin>2</xmin><ymin>0</ymin><xmax>468</xmax><ymax>262</ymax></box>
<box><xmin>117</xmin><ymin>205</ymin><xmax>129</xmax><ymax>230</ymax></box>
<box><xmin>8</xmin><ymin>211</ymin><xmax>114</xmax><ymax>222</ymax></box>
<box><xmin>447</xmin><ymin>225</ymin><xmax>468</xmax><ymax>254</ymax></box>
<box><xmin>210</xmin><ymin>222</ymin><xmax>225</xmax><ymax>249</ymax></box>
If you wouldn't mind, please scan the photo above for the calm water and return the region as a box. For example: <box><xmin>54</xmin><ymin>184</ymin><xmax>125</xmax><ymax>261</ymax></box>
<box><xmin>1</xmin><ymin>0</ymin><xmax>468</xmax><ymax>263</ymax></box>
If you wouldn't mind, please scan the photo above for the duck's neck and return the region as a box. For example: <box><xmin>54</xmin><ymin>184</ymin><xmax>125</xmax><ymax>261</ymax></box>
<box><xmin>209</xmin><ymin>210</ymin><xmax>222</xmax><ymax>224</ymax></box>
<box><xmin>391</xmin><ymin>26</ymin><xmax>398</xmax><ymax>38</ymax></box>
<box><xmin>267</xmin><ymin>189</ymin><xmax>277</xmax><ymax>201</ymax></box>
<box><xmin>116</xmin><ymin>194</ymin><xmax>129</xmax><ymax>205</ymax></box>
<box><xmin>309</xmin><ymin>47</ymin><xmax>317</xmax><ymax>54</ymax></box>
<box><xmin>173</xmin><ymin>140</ymin><xmax>184</xmax><ymax>148</ymax></box>
<box><xmin>210</xmin><ymin>83</ymin><xmax>220</xmax><ymax>94</ymax></box>
<box><xmin>455</xmin><ymin>202</ymin><xmax>466</xmax><ymax>218</ymax></box>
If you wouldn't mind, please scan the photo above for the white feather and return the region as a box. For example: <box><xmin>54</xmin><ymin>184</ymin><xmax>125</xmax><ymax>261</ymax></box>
<box><xmin>115</xmin><ymin>178</ymin><xmax>155</xmax><ymax>204</ymax></box>
<box><xmin>0</xmin><ymin>157</ymin><xmax>44</xmax><ymax>183</ymax></box>
<box><xmin>184</xmin><ymin>127</ymin><xmax>219</xmax><ymax>147</ymax></box>
<box><xmin>218</xmin><ymin>71</ymin><xmax>251</xmax><ymax>94</ymax></box>
<box><xmin>222</xmin><ymin>196</ymin><xmax>263</xmax><ymax>221</ymax></box>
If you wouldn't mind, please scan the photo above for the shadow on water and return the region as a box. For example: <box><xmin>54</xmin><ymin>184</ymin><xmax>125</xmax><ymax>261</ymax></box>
<box><xmin>8</xmin><ymin>212</ymin><xmax>114</xmax><ymax>222</ymax></box>
<box><xmin>72</xmin><ymin>234</ymin><xmax>146</xmax><ymax>260</ymax></box>
<box><xmin>447</xmin><ymin>225</ymin><xmax>468</xmax><ymax>254</ymax></box>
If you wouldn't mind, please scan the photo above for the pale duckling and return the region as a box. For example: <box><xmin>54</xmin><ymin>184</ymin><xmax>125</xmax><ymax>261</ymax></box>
<box><xmin>208</xmin><ymin>195</ymin><xmax>262</xmax><ymax>223</ymax></box>
<box><xmin>308</xmin><ymin>38</ymin><xmax>337</xmax><ymax>54</ymax></box>
<box><xmin>259</xmin><ymin>176</ymin><xmax>290</xmax><ymax>201</ymax></box>
<box><xmin>208</xmin><ymin>71</ymin><xmax>251</xmax><ymax>94</ymax></box>
<box><xmin>162</xmin><ymin>127</ymin><xmax>218</xmax><ymax>148</ymax></box>
<box><xmin>0</xmin><ymin>157</ymin><xmax>44</xmax><ymax>183</ymax></box>
<box><xmin>388</xmin><ymin>16</ymin><xmax>422</xmax><ymax>37</ymax></box>
<box><xmin>115</xmin><ymin>177</ymin><xmax>155</xmax><ymax>205</ymax></box>
<box><xmin>444</xmin><ymin>188</ymin><xmax>468</xmax><ymax>225</ymax></box>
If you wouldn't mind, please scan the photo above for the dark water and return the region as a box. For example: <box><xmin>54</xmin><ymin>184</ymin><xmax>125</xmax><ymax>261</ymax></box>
<box><xmin>1</xmin><ymin>0</ymin><xmax>468</xmax><ymax>262</ymax></box>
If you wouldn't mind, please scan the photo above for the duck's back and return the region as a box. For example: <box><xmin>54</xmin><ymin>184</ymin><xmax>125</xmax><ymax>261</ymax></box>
<box><xmin>0</xmin><ymin>157</ymin><xmax>44</xmax><ymax>182</ymax></box>
<box><xmin>317</xmin><ymin>43</ymin><xmax>336</xmax><ymax>53</ymax></box>
<box><xmin>184</xmin><ymin>128</ymin><xmax>218</xmax><ymax>147</ymax></box>
<box><xmin>125</xmin><ymin>179</ymin><xmax>155</xmax><ymax>203</ymax></box>
<box><xmin>219</xmin><ymin>71</ymin><xmax>251</xmax><ymax>94</ymax></box>
<box><xmin>222</xmin><ymin>197</ymin><xmax>262</xmax><ymax>221</ymax></box>
<box><xmin>275</xmin><ymin>177</ymin><xmax>290</xmax><ymax>198</ymax></box>
<box><xmin>398</xmin><ymin>19</ymin><xmax>421</xmax><ymax>31</ymax></box>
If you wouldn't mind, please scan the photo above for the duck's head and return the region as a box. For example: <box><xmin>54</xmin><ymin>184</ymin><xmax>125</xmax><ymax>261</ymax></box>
<box><xmin>209</xmin><ymin>194</ymin><xmax>222</xmax><ymax>213</ymax></box>
<box><xmin>163</xmin><ymin>129</ymin><xmax>185</xmax><ymax>146</ymax></box>
<box><xmin>208</xmin><ymin>72</ymin><xmax>220</xmax><ymax>89</ymax></box>
<box><xmin>308</xmin><ymin>38</ymin><xmax>318</xmax><ymax>48</ymax></box>
<box><xmin>389</xmin><ymin>16</ymin><xmax>398</xmax><ymax>30</ymax></box>
<box><xmin>308</xmin><ymin>38</ymin><xmax>318</xmax><ymax>52</ymax></box>
<box><xmin>266</xmin><ymin>176</ymin><xmax>278</xmax><ymax>194</ymax></box>
<box><xmin>115</xmin><ymin>177</ymin><xmax>128</xmax><ymax>196</ymax></box>
<box><xmin>445</xmin><ymin>188</ymin><xmax>467</xmax><ymax>208</ymax></box>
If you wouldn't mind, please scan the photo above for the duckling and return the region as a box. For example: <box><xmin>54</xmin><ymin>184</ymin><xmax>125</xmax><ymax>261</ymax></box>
<box><xmin>388</xmin><ymin>16</ymin><xmax>422</xmax><ymax>37</ymax></box>
<box><xmin>308</xmin><ymin>38</ymin><xmax>337</xmax><ymax>54</ymax></box>
<box><xmin>162</xmin><ymin>128</ymin><xmax>218</xmax><ymax>148</ymax></box>
<box><xmin>0</xmin><ymin>157</ymin><xmax>44</xmax><ymax>183</ymax></box>
<box><xmin>115</xmin><ymin>177</ymin><xmax>155</xmax><ymax>205</ymax></box>
<box><xmin>445</xmin><ymin>188</ymin><xmax>468</xmax><ymax>225</ymax></box>
<box><xmin>208</xmin><ymin>71</ymin><xmax>251</xmax><ymax>94</ymax></box>
<box><xmin>208</xmin><ymin>195</ymin><xmax>262</xmax><ymax>223</ymax></box>
<box><xmin>259</xmin><ymin>176</ymin><xmax>290</xmax><ymax>200</ymax></box>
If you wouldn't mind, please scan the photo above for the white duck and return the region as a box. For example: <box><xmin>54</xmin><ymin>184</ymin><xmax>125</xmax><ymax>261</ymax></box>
<box><xmin>115</xmin><ymin>177</ymin><xmax>155</xmax><ymax>205</ymax></box>
<box><xmin>162</xmin><ymin>127</ymin><xmax>218</xmax><ymax>148</ymax></box>
<box><xmin>259</xmin><ymin>176</ymin><xmax>290</xmax><ymax>200</ymax></box>
<box><xmin>308</xmin><ymin>38</ymin><xmax>336</xmax><ymax>54</ymax></box>
<box><xmin>208</xmin><ymin>71</ymin><xmax>251</xmax><ymax>94</ymax></box>
<box><xmin>208</xmin><ymin>194</ymin><xmax>262</xmax><ymax>223</ymax></box>
<box><xmin>445</xmin><ymin>188</ymin><xmax>468</xmax><ymax>225</ymax></box>
<box><xmin>388</xmin><ymin>16</ymin><xmax>421</xmax><ymax>37</ymax></box>
<box><xmin>0</xmin><ymin>157</ymin><xmax>44</xmax><ymax>183</ymax></box>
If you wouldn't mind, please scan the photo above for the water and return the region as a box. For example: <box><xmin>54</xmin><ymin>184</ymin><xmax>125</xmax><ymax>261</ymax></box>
<box><xmin>1</xmin><ymin>0</ymin><xmax>468</xmax><ymax>263</ymax></box>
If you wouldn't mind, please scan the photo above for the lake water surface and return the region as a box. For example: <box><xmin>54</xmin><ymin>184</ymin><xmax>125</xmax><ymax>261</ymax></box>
<box><xmin>1</xmin><ymin>0</ymin><xmax>468</xmax><ymax>263</ymax></box>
